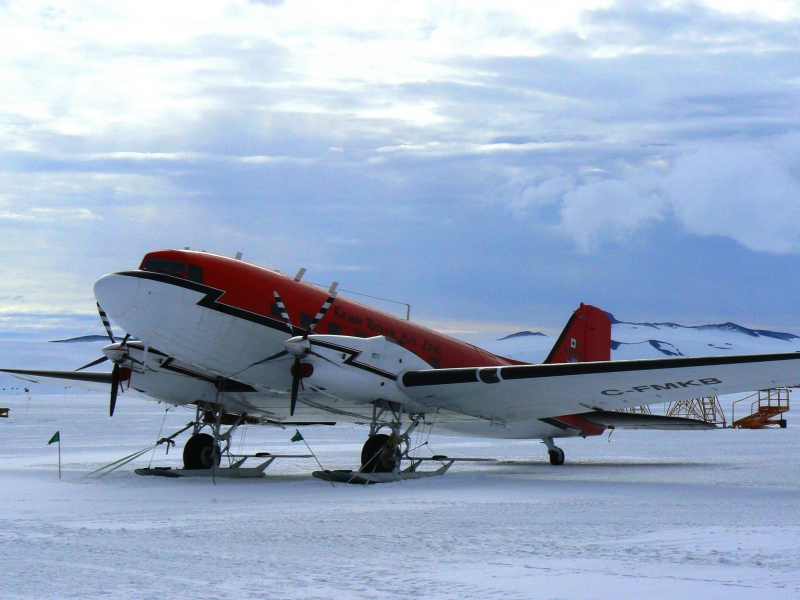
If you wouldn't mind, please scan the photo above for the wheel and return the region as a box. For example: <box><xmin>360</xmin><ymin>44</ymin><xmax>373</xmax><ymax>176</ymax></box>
<box><xmin>183</xmin><ymin>433</ymin><xmax>221</xmax><ymax>470</ymax></box>
<box><xmin>360</xmin><ymin>434</ymin><xmax>400</xmax><ymax>473</ymax></box>
<box><xmin>548</xmin><ymin>448</ymin><xmax>565</xmax><ymax>466</ymax></box>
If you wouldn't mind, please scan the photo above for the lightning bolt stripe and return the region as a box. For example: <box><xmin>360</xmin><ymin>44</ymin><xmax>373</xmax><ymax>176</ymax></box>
<box><xmin>119</xmin><ymin>270</ymin><xmax>296</xmax><ymax>336</ymax></box>
<box><xmin>114</xmin><ymin>270</ymin><xmax>395</xmax><ymax>382</ymax></box>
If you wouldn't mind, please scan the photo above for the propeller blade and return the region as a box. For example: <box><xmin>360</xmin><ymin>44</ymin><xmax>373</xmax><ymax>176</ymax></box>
<box><xmin>75</xmin><ymin>356</ymin><xmax>109</xmax><ymax>371</ymax></box>
<box><xmin>290</xmin><ymin>357</ymin><xmax>301</xmax><ymax>416</ymax></box>
<box><xmin>306</xmin><ymin>286</ymin><xmax>338</xmax><ymax>336</ymax></box>
<box><xmin>120</xmin><ymin>333</ymin><xmax>130</xmax><ymax>345</ymax></box>
<box><xmin>273</xmin><ymin>291</ymin><xmax>294</xmax><ymax>334</ymax></box>
<box><xmin>252</xmin><ymin>349</ymin><xmax>290</xmax><ymax>366</ymax></box>
<box><xmin>110</xmin><ymin>363</ymin><xmax>120</xmax><ymax>417</ymax></box>
<box><xmin>96</xmin><ymin>302</ymin><xmax>116</xmax><ymax>343</ymax></box>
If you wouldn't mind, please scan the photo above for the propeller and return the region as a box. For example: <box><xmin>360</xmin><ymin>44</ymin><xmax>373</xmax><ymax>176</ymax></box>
<box><xmin>74</xmin><ymin>306</ymin><xmax>120</xmax><ymax>371</ymax></box>
<box><xmin>76</xmin><ymin>303</ymin><xmax>133</xmax><ymax>417</ymax></box>
<box><xmin>273</xmin><ymin>283</ymin><xmax>338</xmax><ymax>416</ymax></box>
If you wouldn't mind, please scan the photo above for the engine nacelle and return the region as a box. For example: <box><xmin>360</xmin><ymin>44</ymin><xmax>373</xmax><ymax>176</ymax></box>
<box><xmin>302</xmin><ymin>334</ymin><xmax>432</xmax><ymax>412</ymax></box>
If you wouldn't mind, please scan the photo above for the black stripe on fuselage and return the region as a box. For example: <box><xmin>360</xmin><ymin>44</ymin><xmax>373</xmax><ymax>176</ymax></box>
<box><xmin>402</xmin><ymin>368</ymin><xmax>479</xmax><ymax>387</ymax></box>
<box><xmin>402</xmin><ymin>352</ymin><xmax>800</xmax><ymax>387</ymax></box>
<box><xmin>119</xmin><ymin>270</ymin><xmax>297</xmax><ymax>336</ymax></box>
<box><xmin>311</xmin><ymin>338</ymin><xmax>398</xmax><ymax>381</ymax></box>
<box><xmin>115</xmin><ymin>270</ymin><xmax>395</xmax><ymax>382</ymax></box>
<box><xmin>159</xmin><ymin>358</ymin><xmax>257</xmax><ymax>392</ymax></box>
<box><xmin>125</xmin><ymin>341</ymin><xmax>169</xmax><ymax>357</ymax></box>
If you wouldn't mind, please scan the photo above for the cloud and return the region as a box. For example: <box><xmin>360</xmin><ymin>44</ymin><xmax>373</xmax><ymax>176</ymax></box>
<box><xmin>557</xmin><ymin>175</ymin><xmax>667</xmax><ymax>252</ymax></box>
<box><xmin>2</xmin><ymin>0</ymin><xmax>800</xmax><ymax>336</ymax></box>
<box><xmin>0</xmin><ymin>206</ymin><xmax>101</xmax><ymax>221</ymax></box>
<box><xmin>514</xmin><ymin>137</ymin><xmax>800</xmax><ymax>254</ymax></box>
<box><xmin>666</xmin><ymin>141</ymin><xmax>800</xmax><ymax>253</ymax></box>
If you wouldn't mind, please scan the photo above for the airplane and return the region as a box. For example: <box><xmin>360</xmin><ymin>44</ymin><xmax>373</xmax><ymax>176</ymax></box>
<box><xmin>5</xmin><ymin>248</ymin><xmax>800</xmax><ymax>478</ymax></box>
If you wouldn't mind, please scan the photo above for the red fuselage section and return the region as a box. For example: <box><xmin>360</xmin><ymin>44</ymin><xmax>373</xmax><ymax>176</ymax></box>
<box><xmin>139</xmin><ymin>249</ymin><xmax>526</xmax><ymax>371</ymax></box>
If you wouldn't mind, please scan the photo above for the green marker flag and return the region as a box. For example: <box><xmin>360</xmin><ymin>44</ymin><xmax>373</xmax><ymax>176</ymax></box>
<box><xmin>48</xmin><ymin>431</ymin><xmax>62</xmax><ymax>479</ymax></box>
<box><xmin>289</xmin><ymin>429</ymin><xmax>334</xmax><ymax>487</ymax></box>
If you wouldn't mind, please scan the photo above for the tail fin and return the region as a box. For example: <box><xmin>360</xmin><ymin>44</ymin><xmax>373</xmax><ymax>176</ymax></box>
<box><xmin>544</xmin><ymin>303</ymin><xmax>611</xmax><ymax>364</ymax></box>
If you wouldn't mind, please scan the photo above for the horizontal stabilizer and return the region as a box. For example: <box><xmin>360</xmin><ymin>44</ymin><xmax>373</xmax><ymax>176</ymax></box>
<box><xmin>576</xmin><ymin>410</ymin><xmax>717</xmax><ymax>430</ymax></box>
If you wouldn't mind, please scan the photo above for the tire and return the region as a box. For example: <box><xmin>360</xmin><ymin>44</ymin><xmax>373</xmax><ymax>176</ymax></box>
<box><xmin>548</xmin><ymin>448</ymin><xmax>565</xmax><ymax>466</ymax></box>
<box><xmin>183</xmin><ymin>433</ymin><xmax>221</xmax><ymax>470</ymax></box>
<box><xmin>360</xmin><ymin>434</ymin><xmax>399</xmax><ymax>473</ymax></box>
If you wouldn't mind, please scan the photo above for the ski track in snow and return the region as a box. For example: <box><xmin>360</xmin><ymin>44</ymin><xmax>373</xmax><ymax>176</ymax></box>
<box><xmin>1</xmin><ymin>393</ymin><xmax>799</xmax><ymax>599</ymax></box>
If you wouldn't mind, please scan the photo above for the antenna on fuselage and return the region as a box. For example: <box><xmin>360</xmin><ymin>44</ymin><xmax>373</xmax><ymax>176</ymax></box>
<box><xmin>294</xmin><ymin>267</ymin><xmax>307</xmax><ymax>282</ymax></box>
<box><xmin>235</xmin><ymin>251</ymin><xmax>243</xmax><ymax>260</ymax></box>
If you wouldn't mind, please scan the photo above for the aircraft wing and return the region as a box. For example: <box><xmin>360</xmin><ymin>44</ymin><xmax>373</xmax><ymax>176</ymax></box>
<box><xmin>0</xmin><ymin>368</ymin><xmax>113</xmax><ymax>393</ymax></box>
<box><xmin>400</xmin><ymin>352</ymin><xmax>800</xmax><ymax>423</ymax></box>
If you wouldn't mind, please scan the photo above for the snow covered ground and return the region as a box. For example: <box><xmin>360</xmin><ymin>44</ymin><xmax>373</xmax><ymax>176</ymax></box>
<box><xmin>2</xmin><ymin>319</ymin><xmax>800</xmax><ymax>599</ymax></box>
<box><xmin>2</xmin><ymin>391</ymin><xmax>799</xmax><ymax>599</ymax></box>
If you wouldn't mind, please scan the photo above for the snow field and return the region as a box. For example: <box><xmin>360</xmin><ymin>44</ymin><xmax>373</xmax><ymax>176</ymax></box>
<box><xmin>1</xmin><ymin>393</ymin><xmax>799</xmax><ymax>599</ymax></box>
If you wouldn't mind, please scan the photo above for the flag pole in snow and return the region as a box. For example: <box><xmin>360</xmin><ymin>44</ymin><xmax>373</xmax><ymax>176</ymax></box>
<box><xmin>48</xmin><ymin>431</ymin><xmax>61</xmax><ymax>479</ymax></box>
<box><xmin>291</xmin><ymin>429</ymin><xmax>334</xmax><ymax>487</ymax></box>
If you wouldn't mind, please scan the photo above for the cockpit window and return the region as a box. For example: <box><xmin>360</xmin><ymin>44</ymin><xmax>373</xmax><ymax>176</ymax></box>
<box><xmin>187</xmin><ymin>264</ymin><xmax>203</xmax><ymax>283</ymax></box>
<box><xmin>143</xmin><ymin>259</ymin><xmax>185</xmax><ymax>276</ymax></box>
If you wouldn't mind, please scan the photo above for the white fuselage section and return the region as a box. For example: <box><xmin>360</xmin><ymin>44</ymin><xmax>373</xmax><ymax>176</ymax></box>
<box><xmin>94</xmin><ymin>272</ymin><xmax>585</xmax><ymax>440</ymax></box>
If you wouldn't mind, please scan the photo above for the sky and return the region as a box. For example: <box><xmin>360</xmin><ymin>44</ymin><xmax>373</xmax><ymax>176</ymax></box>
<box><xmin>1</xmin><ymin>0</ymin><xmax>800</xmax><ymax>341</ymax></box>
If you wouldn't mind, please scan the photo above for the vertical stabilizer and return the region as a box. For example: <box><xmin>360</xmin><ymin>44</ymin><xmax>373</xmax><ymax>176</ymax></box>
<box><xmin>544</xmin><ymin>303</ymin><xmax>611</xmax><ymax>364</ymax></box>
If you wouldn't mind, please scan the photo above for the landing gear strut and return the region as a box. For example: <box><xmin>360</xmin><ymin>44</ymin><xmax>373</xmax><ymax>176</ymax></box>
<box><xmin>181</xmin><ymin>402</ymin><xmax>246</xmax><ymax>471</ymax></box>
<box><xmin>359</xmin><ymin>402</ymin><xmax>421</xmax><ymax>474</ymax></box>
<box><xmin>543</xmin><ymin>437</ymin><xmax>565</xmax><ymax>466</ymax></box>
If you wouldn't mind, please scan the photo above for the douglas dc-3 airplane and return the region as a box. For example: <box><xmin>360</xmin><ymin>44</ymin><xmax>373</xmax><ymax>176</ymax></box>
<box><xmin>4</xmin><ymin>249</ymin><xmax>800</xmax><ymax>479</ymax></box>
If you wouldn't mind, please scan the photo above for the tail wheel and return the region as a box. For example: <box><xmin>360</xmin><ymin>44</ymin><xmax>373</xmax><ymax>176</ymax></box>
<box><xmin>360</xmin><ymin>434</ymin><xmax>400</xmax><ymax>473</ymax></box>
<box><xmin>183</xmin><ymin>433</ymin><xmax>221</xmax><ymax>470</ymax></box>
<box><xmin>548</xmin><ymin>448</ymin><xmax>565</xmax><ymax>466</ymax></box>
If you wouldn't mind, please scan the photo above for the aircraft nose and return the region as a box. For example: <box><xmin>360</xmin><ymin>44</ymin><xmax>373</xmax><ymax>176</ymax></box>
<box><xmin>94</xmin><ymin>273</ymin><xmax>140</xmax><ymax>320</ymax></box>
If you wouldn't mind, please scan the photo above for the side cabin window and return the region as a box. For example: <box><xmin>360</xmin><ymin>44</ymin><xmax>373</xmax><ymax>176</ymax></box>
<box><xmin>187</xmin><ymin>264</ymin><xmax>203</xmax><ymax>283</ymax></box>
<box><xmin>142</xmin><ymin>259</ymin><xmax>203</xmax><ymax>284</ymax></box>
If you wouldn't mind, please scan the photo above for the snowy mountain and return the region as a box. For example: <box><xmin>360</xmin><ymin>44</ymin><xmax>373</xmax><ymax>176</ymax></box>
<box><xmin>610</xmin><ymin>316</ymin><xmax>800</xmax><ymax>361</ymax></box>
<box><xmin>496</xmin><ymin>330</ymin><xmax>547</xmax><ymax>341</ymax></box>
<box><xmin>479</xmin><ymin>316</ymin><xmax>800</xmax><ymax>364</ymax></box>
